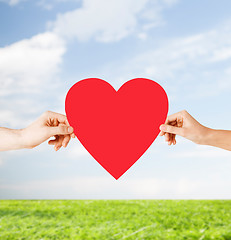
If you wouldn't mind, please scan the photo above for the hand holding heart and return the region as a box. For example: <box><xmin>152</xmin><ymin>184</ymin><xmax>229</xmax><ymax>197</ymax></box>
<box><xmin>0</xmin><ymin>111</ymin><xmax>75</xmax><ymax>151</ymax></box>
<box><xmin>23</xmin><ymin>111</ymin><xmax>75</xmax><ymax>150</ymax></box>
<box><xmin>159</xmin><ymin>110</ymin><xmax>210</xmax><ymax>145</ymax></box>
<box><xmin>1</xmin><ymin>78</ymin><xmax>231</xmax><ymax>175</ymax></box>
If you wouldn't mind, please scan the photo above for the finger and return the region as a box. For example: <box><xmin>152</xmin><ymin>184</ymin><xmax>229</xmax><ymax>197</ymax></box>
<box><xmin>165</xmin><ymin>111</ymin><xmax>184</xmax><ymax>124</ymax></box>
<box><xmin>165</xmin><ymin>132</ymin><xmax>170</xmax><ymax>142</ymax></box>
<box><xmin>167</xmin><ymin>135</ymin><xmax>172</xmax><ymax>145</ymax></box>
<box><xmin>159</xmin><ymin>130</ymin><xmax>165</xmax><ymax>136</ymax></box>
<box><xmin>49</xmin><ymin>125</ymin><xmax>74</xmax><ymax>136</ymax></box>
<box><xmin>160</xmin><ymin>124</ymin><xmax>184</xmax><ymax>136</ymax></box>
<box><xmin>48</xmin><ymin>140</ymin><xmax>54</xmax><ymax>145</ymax></box>
<box><xmin>49</xmin><ymin>135</ymin><xmax>60</xmax><ymax>149</ymax></box>
<box><xmin>171</xmin><ymin>134</ymin><xmax>176</xmax><ymax>145</ymax></box>
<box><xmin>48</xmin><ymin>138</ymin><xmax>60</xmax><ymax>145</ymax></box>
<box><xmin>55</xmin><ymin>135</ymin><xmax>64</xmax><ymax>151</ymax></box>
<box><xmin>169</xmin><ymin>134</ymin><xmax>173</xmax><ymax>145</ymax></box>
<box><xmin>160</xmin><ymin>119</ymin><xmax>177</xmax><ymax>139</ymax></box>
<box><xmin>159</xmin><ymin>130</ymin><xmax>167</xmax><ymax>136</ymax></box>
<box><xmin>162</xmin><ymin>113</ymin><xmax>176</xmax><ymax>127</ymax></box>
<box><xmin>172</xmin><ymin>134</ymin><xmax>176</xmax><ymax>145</ymax></box>
<box><xmin>170</xmin><ymin>133</ymin><xmax>175</xmax><ymax>145</ymax></box>
<box><xmin>168</xmin><ymin>134</ymin><xmax>173</xmax><ymax>145</ymax></box>
<box><xmin>53</xmin><ymin>118</ymin><xmax>59</xmax><ymax>127</ymax></box>
<box><xmin>169</xmin><ymin>121</ymin><xmax>177</xmax><ymax>145</ymax></box>
<box><xmin>48</xmin><ymin>135</ymin><xmax>59</xmax><ymax>145</ymax></box>
<box><xmin>43</xmin><ymin>111</ymin><xmax>69</xmax><ymax>125</ymax></box>
<box><xmin>62</xmin><ymin>135</ymin><xmax>71</xmax><ymax>148</ymax></box>
<box><xmin>173</xmin><ymin>138</ymin><xmax>177</xmax><ymax>145</ymax></box>
<box><xmin>71</xmin><ymin>133</ymin><xmax>75</xmax><ymax>138</ymax></box>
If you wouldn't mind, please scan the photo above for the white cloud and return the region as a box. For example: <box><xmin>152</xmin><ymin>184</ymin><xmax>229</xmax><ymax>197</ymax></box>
<box><xmin>210</xmin><ymin>47</ymin><xmax>231</xmax><ymax>62</ymax></box>
<box><xmin>0</xmin><ymin>32</ymin><xmax>66</xmax><ymax>128</ymax></box>
<box><xmin>0</xmin><ymin>32</ymin><xmax>65</xmax><ymax>96</ymax></box>
<box><xmin>138</xmin><ymin>30</ymin><xmax>231</xmax><ymax>80</ymax></box>
<box><xmin>50</xmin><ymin>0</ymin><xmax>179</xmax><ymax>42</ymax></box>
<box><xmin>100</xmin><ymin>20</ymin><xmax>231</xmax><ymax>99</ymax></box>
<box><xmin>1</xmin><ymin>0</ymin><xmax>179</xmax><ymax>43</ymax></box>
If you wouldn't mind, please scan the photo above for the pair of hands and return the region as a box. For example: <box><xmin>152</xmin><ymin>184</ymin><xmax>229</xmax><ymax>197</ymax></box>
<box><xmin>24</xmin><ymin>110</ymin><xmax>208</xmax><ymax>150</ymax></box>
<box><xmin>3</xmin><ymin>109</ymin><xmax>230</xmax><ymax>151</ymax></box>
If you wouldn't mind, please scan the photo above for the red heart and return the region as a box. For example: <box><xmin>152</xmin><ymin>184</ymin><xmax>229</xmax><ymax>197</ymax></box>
<box><xmin>65</xmin><ymin>78</ymin><xmax>168</xmax><ymax>179</ymax></box>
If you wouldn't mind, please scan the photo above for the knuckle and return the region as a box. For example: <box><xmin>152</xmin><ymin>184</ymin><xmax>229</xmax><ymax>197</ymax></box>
<box><xmin>59</xmin><ymin>125</ymin><xmax>67</xmax><ymax>133</ymax></box>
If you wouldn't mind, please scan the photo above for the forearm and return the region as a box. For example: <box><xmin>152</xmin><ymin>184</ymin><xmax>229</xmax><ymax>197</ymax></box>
<box><xmin>203</xmin><ymin>128</ymin><xmax>231</xmax><ymax>151</ymax></box>
<box><xmin>0</xmin><ymin>127</ymin><xmax>26</xmax><ymax>151</ymax></box>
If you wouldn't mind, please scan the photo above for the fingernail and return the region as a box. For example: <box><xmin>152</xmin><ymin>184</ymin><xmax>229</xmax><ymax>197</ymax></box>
<box><xmin>160</xmin><ymin>125</ymin><xmax>165</xmax><ymax>131</ymax></box>
<box><xmin>68</xmin><ymin>127</ymin><xmax>73</xmax><ymax>133</ymax></box>
<box><xmin>63</xmin><ymin>143</ymin><xmax>66</xmax><ymax>147</ymax></box>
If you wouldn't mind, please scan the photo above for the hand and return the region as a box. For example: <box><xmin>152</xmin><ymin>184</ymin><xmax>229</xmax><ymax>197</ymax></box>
<box><xmin>159</xmin><ymin>110</ymin><xmax>210</xmax><ymax>145</ymax></box>
<box><xmin>22</xmin><ymin>111</ymin><xmax>75</xmax><ymax>151</ymax></box>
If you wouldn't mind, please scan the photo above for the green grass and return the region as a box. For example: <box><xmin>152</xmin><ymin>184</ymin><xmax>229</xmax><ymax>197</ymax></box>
<box><xmin>0</xmin><ymin>200</ymin><xmax>231</xmax><ymax>240</ymax></box>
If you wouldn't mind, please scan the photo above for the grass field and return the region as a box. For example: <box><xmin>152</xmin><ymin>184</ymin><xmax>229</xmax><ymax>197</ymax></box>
<box><xmin>0</xmin><ymin>200</ymin><xmax>231</xmax><ymax>239</ymax></box>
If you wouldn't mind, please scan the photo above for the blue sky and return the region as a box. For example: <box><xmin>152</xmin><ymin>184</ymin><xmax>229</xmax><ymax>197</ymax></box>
<box><xmin>0</xmin><ymin>0</ymin><xmax>231</xmax><ymax>199</ymax></box>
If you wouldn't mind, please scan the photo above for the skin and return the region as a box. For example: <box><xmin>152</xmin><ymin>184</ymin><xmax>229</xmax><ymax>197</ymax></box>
<box><xmin>159</xmin><ymin>110</ymin><xmax>231</xmax><ymax>151</ymax></box>
<box><xmin>0</xmin><ymin>111</ymin><xmax>75</xmax><ymax>151</ymax></box>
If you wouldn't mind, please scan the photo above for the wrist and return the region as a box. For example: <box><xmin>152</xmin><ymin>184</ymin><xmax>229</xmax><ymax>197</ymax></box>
<box><xmin>199</xmin><ymin>127</ymin><xmax>216</xmax><ymax>146</ymax></box>
<box><xmin>19</xmin><ymin>128</ymin><xmax>34</xmax><ymax>149</ymax></box>
<box><xmin>15</xmin><ymin>128</ymin><xmax>27</xmax><ymax>149</ymax></box>
<box><xmin>17</xmin><ymin>128</ymin><xmax>33</xmax><ymax>149</ymax></box>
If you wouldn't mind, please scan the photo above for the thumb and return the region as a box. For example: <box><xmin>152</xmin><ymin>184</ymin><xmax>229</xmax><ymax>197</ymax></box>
<box><xmin>48</xmin><ymin>125</ymin><xmax>74</xmax><ymax>136</ymax></box>
<box><xmin>160</xmin><ymin>124</ymin><xmax>184</xmax><ymax>136</ymax></box>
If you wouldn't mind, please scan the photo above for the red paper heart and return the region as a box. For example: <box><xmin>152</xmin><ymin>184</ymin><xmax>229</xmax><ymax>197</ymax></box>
<box><xmin>65</xmin><ymin>78</ymin><xmax>168</xmax><ymax>179</ymax></box>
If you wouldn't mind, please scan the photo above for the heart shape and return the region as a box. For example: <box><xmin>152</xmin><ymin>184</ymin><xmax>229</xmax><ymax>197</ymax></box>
<box><xmin>65</xmin><ymin>78</ymin><xmax>168</xmax><ymax>179</ymax></box>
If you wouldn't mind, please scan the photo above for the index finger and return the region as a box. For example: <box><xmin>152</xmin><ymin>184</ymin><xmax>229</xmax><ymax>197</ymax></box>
<box><xmin>160</xmin><ymin>112</ymin><xmax>181</xmax><ymax>136</ymax></box>
<box><xmin>45</xmin><ymin>111</ymin><xmax>69</xmax><ymax>125</ymax></box>
<box><xmin>48</xmin><ymin>112</ymin><xmax>76</xmax><ymax>138</ymax></box>
<box><xmin>165</xmin><ymin>111</ymin><xmax>183</xmax><ymax>124</ymax></box>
